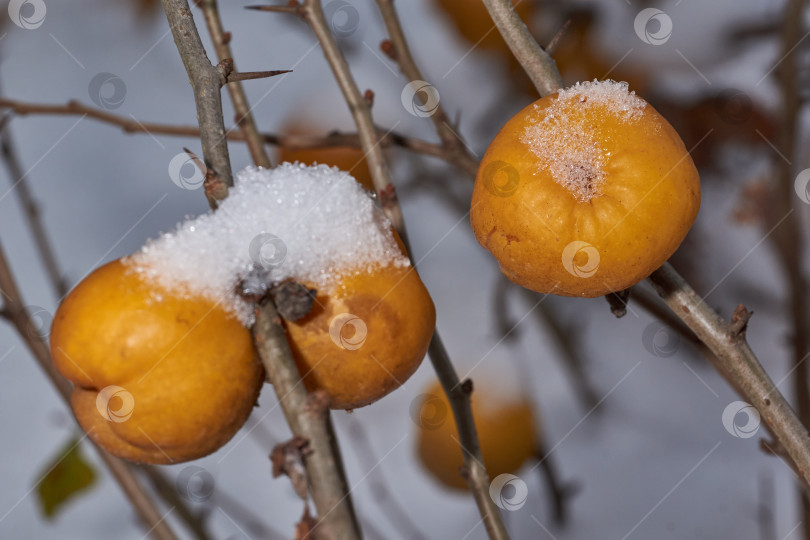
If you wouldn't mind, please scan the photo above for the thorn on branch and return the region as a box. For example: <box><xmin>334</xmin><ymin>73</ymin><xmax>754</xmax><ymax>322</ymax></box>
<box><xmin>227</xmin><ymin>69</ymin><xmax>293</xmax><ymax>84</ymax></box>
<box><xmin>271</xmin><ymin>435</ymin><xmax>311</xmax><ymax>501</ymax></box>
<box><xmin>605</xmin><ymin>288</ymin><xmax>631</xmax><ymax>318</ymax></box>
<box><xmin>760</xmin><ymin>437</ymin><xmax>783</xmax><ymax>457</ymax></box>
<box><xmin>245</xmin><ymin>1</ymin><xmax>301</xmax><ymax>14</ymax></box>
<box><xmin>380</xmin><ymin>39</ymin><xmax>397</xmax><ymax>61</ymax></box>
<box><xmin>730</xmin><ymin>304</ymin><xmax>753</xmax><ymax>339</ymax></box>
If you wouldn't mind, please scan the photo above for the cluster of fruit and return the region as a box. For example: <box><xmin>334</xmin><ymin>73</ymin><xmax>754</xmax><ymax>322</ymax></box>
<box><xmin>50</xmin><ymin>72</ymin><xmax>699</xmax><ymax>489</ymax></box>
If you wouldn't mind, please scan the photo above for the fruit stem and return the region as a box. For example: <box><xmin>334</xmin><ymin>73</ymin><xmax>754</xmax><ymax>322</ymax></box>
<box><xmin>480</xmin><ymin>0</ymin><xmax>565</xmax><ymax>96</ymax></box>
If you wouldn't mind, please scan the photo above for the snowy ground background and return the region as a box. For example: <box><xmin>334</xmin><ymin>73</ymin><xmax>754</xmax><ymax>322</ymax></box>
<box><xmin>1</xmin><ymin>0</ymin><xmax>809</xmax><ymax>538</ymax></box>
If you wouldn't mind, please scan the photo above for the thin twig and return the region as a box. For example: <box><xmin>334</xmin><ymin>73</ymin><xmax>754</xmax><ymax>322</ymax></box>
<box><xmin>253</xmin><ymin>301</ymin><xmax>361</xmax><ymax>540</ymax></box>
<box><xmin>0</xmin><ymin>98</ymin><xmax>452</xmax><ymax>164</ymax></box>
<box><xmin>286</xmin><ymin>1</ymin><xmax>510</xmax><ymax>537</ymax></box>
<box><xmin>523</xmin><ymin>289</ymin><xmax>600</xmax><ymax>410</ymax></box>
<box><xmin>479</xmin><ymin>0</ymin><xmax>564</xmax><ymax>96</ymax></box>
<box><xmin>545</xmin><ymin>19</ymin><xmax>571</xmax><ymax>55</ymax></box>
<box><xmin>648</xmin><ymin>263</ymin><xmax>810</xmax><ymax>488</ymax></box>
<box><xmin>770</xmin><ymin>0</ymin><xmax>810</xmax><ymax>535</ymax></box>
<box><xmin>198</xmin><ymin>0</ymin><xmax>273</xmax><ymax>168</ymax></box>
<box><xmin>0</xmin><ymin>240</ymin><xmax>179</xmax><ymax>540</ymax></box>
<box><xmin>138</xmin><ymin>466</ymin><xmax>212</xmax><ymax>540</ymax></box>
<box><xmin>427</xmin><ymin>335</ymin><xmax>509</xmax><ymax>540</ymax></box>
<box><xmin>374</xmin><ymin>0</ymin><xmax>478</xmax><ymax>178</ymax></box>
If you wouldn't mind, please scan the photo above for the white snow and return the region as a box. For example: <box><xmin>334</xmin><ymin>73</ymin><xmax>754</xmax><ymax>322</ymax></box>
<box><xmin>520</xmin><ymin>80</ymin><xmax>647</xmax><ymax>202</ymax></box>
<box><xmin>126</xmin><ymin>163</ymin><xmax>409</xmax><ymax>325</ymax></box>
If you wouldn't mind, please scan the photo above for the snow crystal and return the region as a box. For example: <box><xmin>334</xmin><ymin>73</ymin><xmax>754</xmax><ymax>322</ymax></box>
<box><xmin>126</xmin><ymin>163</ymin><xmax>409</xmax><ymax>325</ymax></box>
<box><xmin>520</xmin><ymin>80</ymin><xmax>646</xmax><ymax>202</ymax></box>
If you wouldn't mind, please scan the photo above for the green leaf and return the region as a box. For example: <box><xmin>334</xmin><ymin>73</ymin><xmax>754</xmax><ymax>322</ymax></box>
<box><xmin>35</xmin><ymin>436</ymin><xmax>97</xmax><ymax>519</ymax></box>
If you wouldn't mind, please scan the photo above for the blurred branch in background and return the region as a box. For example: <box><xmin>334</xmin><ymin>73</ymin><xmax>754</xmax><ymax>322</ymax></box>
<box><xmin>0</xmin><ymin>128</ymin><xmax>68</xmax><ymax>298</ymax></box>
<box><xmin>630</xmin><ymin>285</ymin><xmax>714</xmax><ymax>358</ymax></box>
<box><xmin>0</xmin><ymin>98</ymin><xmax>458</xmax><ymax>167</ymax></box>
<box><xmin>492</xmin><ymin>274</ymin><xmax>600</xmax><ymax>411</ymax></box>
<box><xmin>159</xmin><ymin>0</ymin><xmax>360</xmax><ymax>537</ymax></box>
<box><xmin>374</xmin><ymin>0</ymin><xmax>478</xmax><ymax>178</ymax></box>
<box><xmin>344</xmin><ymin>416</ymin><xmax>428</xmax><ymax>540</ymax></box>
<box><xmin>770</xmin><ymin>0</ymin><xmax>810</xmax><ymax>535</ymax></box>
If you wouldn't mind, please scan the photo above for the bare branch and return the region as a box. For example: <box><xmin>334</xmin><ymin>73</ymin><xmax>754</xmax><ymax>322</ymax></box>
<box><xmin>545</xmin><ymin>18</ymin><xmax>571</xmax><ymax>55</ymax></box>
<box><xmin>630</xmin><ymin>285</ymin><xmax>712</xmax><ymax>354</ymax></box>
<box><xmin>648</xmin><ymin>263</ymin><xmax>810</xmax><ymax>488</ymax></box>
<box><xmin>137</xmin><ymin>466</ymin><xmax>212</xmax><ymax>540</ymax></box>
<box><xmin>253</xmin><ymin>301</ymin><xmax>361</xmax><ymax>540</ymax></box>
<box><xmin>245</xmin><ymin>4</ymin><xmax>301</xmax><ymax>14</ymax></box>
<box><xmin>161</xmin><ymin>0</ymin><xmax>233</xmax><ymax>193</ymax></box>
<box><xmin>0</xmin><ymin>98</ymin><xmax>453</xmax><ymax>165</ymax></box>
<box><xmin>479</xmin><ymin>0</ymin><xmax>564</xmax><ymax>96</ymax></box>
<box><xmin>374</xmin><ymin>0</ymin><xmax>479</xmax><ymax>178</ymax></box>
